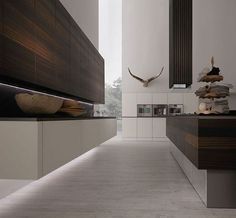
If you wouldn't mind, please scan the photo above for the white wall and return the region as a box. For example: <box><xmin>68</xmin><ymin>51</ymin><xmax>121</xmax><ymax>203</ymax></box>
<box><xmin>123</xmin><ymin>0</ymin><xmax>236</xmax><ymax>94</ymax></box>
<box><xmin>193</xmin><ymin>0</ymin><xmax>236</xmax><ymax>108</ymax></box>
<box><xmin>122</xmin><ymin>0</ymin><xmax>169</xmax><ymax>93</ymax></box>
<box><xmin>122</xmin><ymin>0</ymin><xmax>236</xmax><ymax>138</ymax></box>
<box><xmin>60</xmin><ymin>0</ymin><xmax>99</xmax><ymax>49</ymax></box>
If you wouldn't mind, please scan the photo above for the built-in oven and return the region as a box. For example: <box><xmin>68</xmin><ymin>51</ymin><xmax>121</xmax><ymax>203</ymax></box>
<box><xmin>153</xmin><ymin>104</ymin><xmax>168</xmax><ymax>116</ymax></box>
<box><xmin>168</xmin><ymin>104</ymin><xmax>184</xmax><ymax>115</ymax></box>
<box><xmin>137</xmin><ymin>104</ymin><xmax>152</xmax><ymax>117</ymax></box>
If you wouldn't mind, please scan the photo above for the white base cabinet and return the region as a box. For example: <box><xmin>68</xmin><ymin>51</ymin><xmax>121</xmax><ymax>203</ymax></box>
<box><xmin>0</xmin><ymin>119</ymin><xmax>117</xmax><ymax>180</ymax></box>
<box><xmin>122</xmin><ymin>118</ymin><xmax>137</xmax><ymax>138</ymax></box>
<box><xmin>137</xmin><ymin>118</ymin><xmax>153</xmax><ymax>138</ymax></box>
<box><xmin>122</xmin><ymin>118</ymin><xmax>167</xmax><ymax>140</ymax></box>
<box><xmin>153</xmin><ymin>118</ymin><xmax>166</xmax><ymax>138</ymax></box>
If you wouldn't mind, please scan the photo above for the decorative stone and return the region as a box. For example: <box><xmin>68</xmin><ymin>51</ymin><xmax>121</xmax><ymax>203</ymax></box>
<box><xmin>199</xmin><ymin>102</ymin><xmax>207</xmax><ymax>112</ymax></box>
<box><xmin>195</xmin><ymin>84</ymin><xmax>230</xmax><ymax>99</ymax></box>
<box><xmin>199</xmin><ymin>75</ymin><xmax>223</xmax><ymax>83</ymax></box>
<box><xmin>195</xmin><ymin>56</ymin><xmax>233</xmax><ymax>115</ymax></box>
<box><xmin>15</xmin><ymin>93</ymin><xmax>63</xmax><ymax>115</ymax></box>
<box><xmin>207</xmin><ymin>67</ymin><xmax>220</xmax><ymax>76</ymax></box>
<box><xmin>59</xmin><ymin>100</ymin><xmax>86</xmax><ymax>117</ymax></box>
<box><xmin>62</xmin><ymin>100</ymin><xmax>82</xmax><ymax>109</ymax></box>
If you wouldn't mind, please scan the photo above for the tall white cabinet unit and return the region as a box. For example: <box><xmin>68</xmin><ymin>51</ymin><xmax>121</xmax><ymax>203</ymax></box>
<box><xmin>152</xmin><ymin>93</ymin><xmax>168</xmax><ymax>104</ymax></box>
<box><xmin>122</xmin><ymin>93</ymin><xmax>169</xmax><ymax>140</ymax></box>
<box><xmin>122</xmin><ymin>93</ymin><xmax>137</xmax><ymax>117</ymax></box>
<box><xmin>122</xmin><ymin>92</ymin><xmax>198</xmax><ymax>140</ymax></box>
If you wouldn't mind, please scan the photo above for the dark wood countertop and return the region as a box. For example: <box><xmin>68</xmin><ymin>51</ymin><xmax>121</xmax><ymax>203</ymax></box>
<box><xmin>166</xmin><ymin>116</ymin><xmax>236</xmax><ymax>170</ymax></box>
<box><xmin>0</xmin><ymin>116</ymin><xmax>116</xmax><ymax>121</ymax></box>
<box><xmin>123</xmin><ymin>114</ymin><xmax>236</xmax><ymax>119</ymax></box>
<box><xmin>169</xmin><ymin>114</ymin><xmax>236</xmax><ymax>119</ymax></box>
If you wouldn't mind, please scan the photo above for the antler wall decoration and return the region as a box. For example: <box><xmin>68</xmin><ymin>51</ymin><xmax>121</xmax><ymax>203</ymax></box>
<box><xmin>128</xmin><ymin>67</ymin><xmax>164</xmax><ymax>87</ymax></box>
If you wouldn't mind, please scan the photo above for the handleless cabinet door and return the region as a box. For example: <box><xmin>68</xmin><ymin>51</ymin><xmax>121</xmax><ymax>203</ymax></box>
<box><xmin>153</xmin><ymin>118</ymin><xmax>166</xmax><ymax>138</ymax></box>
<box><xmin>87</xmin><ymin>45</ymin><xmax>104</xmax><ymax>103</ymax></box>
<box><xmin>54</xmin><ymin>1</ymin><xmax>70</xmax><ymax>93</ymax></box>
<box><xmin>137</xmin><ymin>118</ymin><xmax>153</xmax><ymax>138</ymax></box>
<box><xmin>152</xmin><ymin>93</ymin><xmax>168</xmax><ymax>104</ymax></box>
<box><xmin>122</xmin><ymin>118</ymin><xmax>137</xmax><ymax>138</ymax></box>
<box><xmin>137</xmin><ymin>93</ymin><xmax>152</xmax><ymax>104</ymax></box>
<box><xmin>70</xmin><ymin>19</ymin><xmax>89</xmax><ymax>100</ymax></box>
<box><xmin>35</xmin><ymin>0</ymin><xmax>57</xmax><ymax>90</ymax></box>
<box><xmin>168</xmin><ymin>93</ymin><xmax>184</xmax><ymax>104</ymax></box>
<box><xmin>0</xmin><ymin>1</ymin><xmax>2</xmax><ymax>33</ymax></box>
<box><xmin>1</xmin><ymin>0</ymin><xmax>36</xmax><ymax>83</ymax></box>
<box><xmin>122</xmin><ymin>93</ymin><xmax>137</xmax><ymax>116</ymax></box>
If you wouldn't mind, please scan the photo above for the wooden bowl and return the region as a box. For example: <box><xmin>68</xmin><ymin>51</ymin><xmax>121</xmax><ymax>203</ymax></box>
<box><xmin>15</xmin><ymin>93</ymin><xmax>63</xmax><ymax>115</ymax></box>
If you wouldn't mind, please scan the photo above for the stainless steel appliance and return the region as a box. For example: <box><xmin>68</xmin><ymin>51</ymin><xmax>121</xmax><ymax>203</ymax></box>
<box><xmin>168</xmin><ymin>104</ymin><xmax>184</xmax><ymax>115</ymax></box>
<box><xmin>137</xmin><ymin>104</ymin><xmax>152</xmax><ymax>117</ymax></box>
<box><xmin>153</xmin><ymin>104</ymin><xmax>168</xmax><ymax>116</ymax></box>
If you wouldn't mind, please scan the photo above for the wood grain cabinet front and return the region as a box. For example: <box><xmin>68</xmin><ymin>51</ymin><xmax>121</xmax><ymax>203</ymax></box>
<box><xmin>54</xmin><ymin>0</ymin><xmax>70</xmax><ymax>93</ymax></box>
<box><xmin>1</xmin><ymin>0</ymin><xmax>36</xmax><ymax>83</ymax></box>
<box><xmin>0</xmin><ymin>0</ymin><xmax>104</xmax><ymax>104</ymax></box>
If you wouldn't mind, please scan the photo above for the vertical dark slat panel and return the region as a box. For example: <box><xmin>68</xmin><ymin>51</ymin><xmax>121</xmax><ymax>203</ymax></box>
<box><xmin>181</xmin><ymin>0</ymin><xmax>183</xmax><ymax>84</ymax></box>
<box><xmin>169</xmin><ymin>0</ymin><xmax>192</xmax><ymax>88</ymax></box>
<box><xmin>179</xmin><ymin>0</ymin><xmax>182</xmax><ymax>84</ymax></box>
<box><xmin>169</xmin><ymin>0</ymin><xmax>173</xmax><ymax>87</ymax></box>
<box><xmin>189</xmin><ymin>0</ymin><xmax>193</xmax><ymax>86</ymax></box>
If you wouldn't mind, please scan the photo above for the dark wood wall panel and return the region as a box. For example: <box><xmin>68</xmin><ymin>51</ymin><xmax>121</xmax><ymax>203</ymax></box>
<box><xmin>0</xmin><ymin>0</ymin><xmax>104</xmax><ymax>104</ymax></box>
<box><xmin>169</xmin><ymin>0</ymin><xmax>192</xmax><ymax>88</ymax></box>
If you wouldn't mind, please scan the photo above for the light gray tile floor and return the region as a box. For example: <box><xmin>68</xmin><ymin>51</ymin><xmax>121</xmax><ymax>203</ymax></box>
<box><xmin>0</xmin><ymin>138</ymin><xmax>236</xmax><ymax>218</ymax></box>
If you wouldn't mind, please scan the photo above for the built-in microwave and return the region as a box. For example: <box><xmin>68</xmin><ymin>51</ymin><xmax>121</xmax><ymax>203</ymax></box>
<box><xmin>168</xmin><ymin>104</ymin><xmax>184</xmax><ymax>115</ymax></box>
<box><xmin>137</xmin><ymin>104</ymin><xmax>152</xmax><ymax>117</ymax></box>
<box><xmin>153</xmin><ymin>104</ymin><xmax>168</xmax><ymax>116</ymax></box>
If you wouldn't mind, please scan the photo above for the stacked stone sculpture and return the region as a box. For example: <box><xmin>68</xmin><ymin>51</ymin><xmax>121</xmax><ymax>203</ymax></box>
<box><xmin>195</xmin><ymin>57</ymin><xmax>233</xmax><ymax>114</ymax></box>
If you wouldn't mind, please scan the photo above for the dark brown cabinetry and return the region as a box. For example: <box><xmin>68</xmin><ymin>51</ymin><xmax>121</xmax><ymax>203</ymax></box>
<box><xmin>167</xmin><ymin>116</ymin><xmax>236</xmax><ymax>170</ymax></box>
<box><xmin>2</xmin><ymin>0</ymin><xmax>36</xmax><ymax>83</ymax></box>
<box><xmin>0</xmin><ymin>0</ymin><xmax>104</xmax><ymax>104</ymax></box>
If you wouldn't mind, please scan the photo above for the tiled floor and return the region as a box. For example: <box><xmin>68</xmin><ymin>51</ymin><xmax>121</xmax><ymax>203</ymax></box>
<box><xmin>0</xmin><ymin>138</ymin><xmax>236</xmax><ymax>218</ymax></box>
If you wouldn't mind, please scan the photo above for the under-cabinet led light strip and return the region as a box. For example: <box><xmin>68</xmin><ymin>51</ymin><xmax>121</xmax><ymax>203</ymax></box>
<box><xmin>0</xmin><ymin>82</ymin><xmax>93</xmax><ymax>106</ymax></box>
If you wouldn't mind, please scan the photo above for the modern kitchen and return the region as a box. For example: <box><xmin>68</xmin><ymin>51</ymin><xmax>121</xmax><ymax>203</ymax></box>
<box><xmin>122</xmin><ymin>0</ymin><xmax>236</xmax><ymax>210</ymax></box>
<box><xmin>0</xmin><ymin>0</ymin><xmax>236</xmax><ymax>217</ymax></box>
